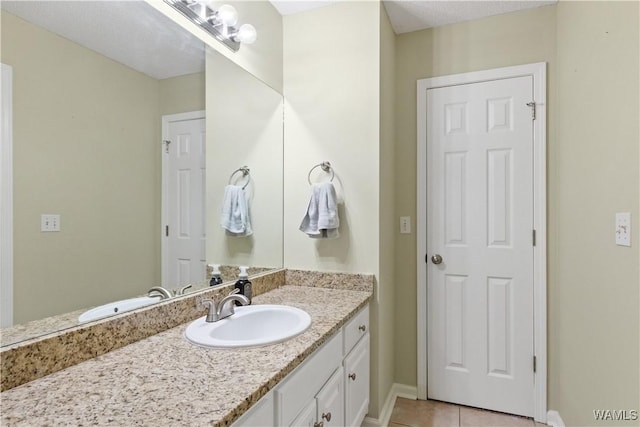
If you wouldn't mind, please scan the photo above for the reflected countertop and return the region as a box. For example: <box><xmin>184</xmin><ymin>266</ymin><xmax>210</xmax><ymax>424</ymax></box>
<box><xmin>0</xmin><ymin>285</ymin><xmax>371</xmax><ymax>426</ymax></box>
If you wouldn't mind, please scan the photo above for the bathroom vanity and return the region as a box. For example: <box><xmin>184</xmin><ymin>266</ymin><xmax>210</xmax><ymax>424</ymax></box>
<box><xmin>234</xmin><ymin>305</ymin><xmax>369</xmax><ymax>426</ymax></box>
<box><xmin>0</xmin><ymin>283</ymin><xmax>371</xmax><ymax>426</ymax></box>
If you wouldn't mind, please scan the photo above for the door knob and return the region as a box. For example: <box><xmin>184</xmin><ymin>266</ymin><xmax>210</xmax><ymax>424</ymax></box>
<box><xmin>431</xmin><ymin>254</ymin><xmax>443</xmax><ymax>265</ymax></box>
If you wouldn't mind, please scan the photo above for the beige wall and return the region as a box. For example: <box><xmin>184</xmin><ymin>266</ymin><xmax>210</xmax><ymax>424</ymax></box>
<box><xmin>2</xmin><ymin>11</ymin><xmax>161</xmax><ymax>323</ymax></box>
<box><xmin>378</xmin><ymin>4</ymin><xmax>397</xmax><ymax>419</ymax></box>
<box><xmin>552</xmin><ymin>1</ymin><xmax>639</xmax><ymax>425</ymax></box>
<box><xmin>282</xmin><ymin>1</ymin><xmax>392</xmax><ymax>417</ymax></box>
<box><xmin>393</xmin><ymin>3</ymin><xmax>557</xmax><ymax>386</ymax></box>
<box><xmin>146</xmin><ymin>0</ymin><xmax>283</xmax><ymax>93</ymax></box>
<box><xmin>394</xmin><ymin>2</ymin><xmax>639</xmax><ymax>425</ymax></box>
<box><xmin>206</xmin><ymin>49</ymin><xmax>283</xmax><ymax>270</ymax></box>
<box><xmin>282</xmin><ymin>3</ymin><xmax>380</xmax><ymax>274</ymax></box>
<box><xmin>159</xmin><ymin>72</ymin><xmax>205</xmax><ymax>116</ymax></box>
<box><xmin>2</xmin><ymin>10</ymin><xmax>206</xmax><ymax>324</ymax></box>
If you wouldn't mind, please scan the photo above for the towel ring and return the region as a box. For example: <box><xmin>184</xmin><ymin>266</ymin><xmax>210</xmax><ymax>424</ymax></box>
<box><xmin>229</xmin><ymin>166</ymin><xmax>251</xmax><ymax>190</ymax></box>
<box><xmin>307</xmin><ymin>161</ymin><xmax>335</xmax><ymax>185</ymax></box>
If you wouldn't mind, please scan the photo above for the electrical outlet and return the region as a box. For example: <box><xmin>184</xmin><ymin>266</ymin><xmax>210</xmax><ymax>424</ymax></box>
<box><xmin>400</xmin><ymin>216</ymin><xmax>411</xmax><ymax>234</ymax></box>
<box><xmin>41</xmin><ymin>214</ymin><xmax>61</xmax><ymax>232</ymax></box>
<box><xmin>615</xmin><ymin>212</ymin><xmax>631</xmax><ymax>246</ymax></box>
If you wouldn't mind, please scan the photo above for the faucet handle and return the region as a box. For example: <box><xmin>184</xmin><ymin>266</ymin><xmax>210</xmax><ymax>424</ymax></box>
<box><xmin>201</xmin><ymin>299</ymin><xmax>216</xmax><ymax>323</ymax></box>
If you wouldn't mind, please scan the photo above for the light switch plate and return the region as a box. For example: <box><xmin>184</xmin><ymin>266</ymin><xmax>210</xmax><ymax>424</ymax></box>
<box><xmin>400</xmin><ymin>216</ymin><xmax>411</xmax><ymax>234</ymax></box>
<box><xmin>41</xmin><ymin>214</ymin><xmax>61</xmax><ymax>232</ymax></box>
<box><xmin>615</xmin><ymin>212</ymin><xmax>631</xmax><ymax>246</ymax></box>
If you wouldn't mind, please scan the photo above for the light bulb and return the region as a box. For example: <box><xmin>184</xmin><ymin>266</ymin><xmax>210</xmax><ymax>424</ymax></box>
<box><xmin>217</xmin><ymin>4</ymin><xmax>238</xmax><ymax>26</ymax></box>
<box><xmin>236</xmin><ymin>23</ymin><xmax>257</xmax><ymax>44</ymax></box>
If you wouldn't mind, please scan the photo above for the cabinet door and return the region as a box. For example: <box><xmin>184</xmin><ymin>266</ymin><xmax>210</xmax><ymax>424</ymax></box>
<box><xmin>289</xmin><ymin>399</ymin><xmax>316</xmax><ymax>427</ymax></box>
<box><xmin>344</xmin><ymin>334</ymin><xmax>370</xmax><ymax>427</ymax></box>
<box><xmin>277</xmin><ymin>333</ymin><xmax>343</xmax><ymax>426</ymax></box>
<box><xmin>316</xmin><ymin>368</ymin><xmax>344</xmax><ymax>427</ymax></box>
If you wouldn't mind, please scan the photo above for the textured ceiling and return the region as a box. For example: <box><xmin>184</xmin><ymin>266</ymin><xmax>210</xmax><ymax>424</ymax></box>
<box><xmin>270</xmin><ymin>0</ymin><xmax>557</xmax><ymax>34</ymax></box>
<box><xmin>383</xmin><ymin>1</ymin><xmax>556</xmax><ymax>33</ymax></box>
<box><xmin>2</xmin><ymin>1</ymin><xmax>558</xmax><ymax>79</ymax></box>
<box><xmin>270</xmin><ymin>0</ymin><xmax>339</xmax><ymax>16</ymax></box>
<box><xmin>1</xmin><ymin>1</ymin><xmax>205</xmax><ymax>80</ymax></box>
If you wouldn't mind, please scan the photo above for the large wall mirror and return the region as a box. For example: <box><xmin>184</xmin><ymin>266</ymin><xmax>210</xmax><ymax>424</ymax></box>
<box><xmin>0</xmin><ymin>1</ymin><xmax>284</xmax><ymax>347</ymax></box>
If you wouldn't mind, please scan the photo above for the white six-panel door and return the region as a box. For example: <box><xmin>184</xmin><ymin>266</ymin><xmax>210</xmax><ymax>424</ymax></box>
<box><xmin>426</xmin><ymin>76</ymin><xmax>534</xmax><ymax>416</ymax></box>
<box><xmin>162</xmin><ymin>112</ymin><xmax>206</xmax><ymax>287</ymax></box>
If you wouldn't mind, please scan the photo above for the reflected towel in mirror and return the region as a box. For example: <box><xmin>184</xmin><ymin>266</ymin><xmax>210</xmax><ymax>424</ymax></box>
<box><xmin>221</xmin><ymin>185</ymin><xmax>253</xmax><ymax>236</ymax></box>
<box><xmin>299</xmin><ymin>182</ymin><xmax>339</xmax><ymax>239</ymax></box>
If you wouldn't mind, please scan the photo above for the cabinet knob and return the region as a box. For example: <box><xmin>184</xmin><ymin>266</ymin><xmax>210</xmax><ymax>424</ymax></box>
<box><xmin>322</xmin><ymin>412</ymin><xmax>332</xmax><ymax>422</ymax></box>
<box><xmin>314</xmin><ymin>422</ymin><xmax>324</xmax><ymax>427</ymax></box>
<box><xmin>349</xmin><ymin>373</ymin><xmax>357</xmax><ymax>381</ymax></box>
<box><xmin>358</xmin><ymin>325</ymin><xmax>366</xmax><ymax>332</ymax></box>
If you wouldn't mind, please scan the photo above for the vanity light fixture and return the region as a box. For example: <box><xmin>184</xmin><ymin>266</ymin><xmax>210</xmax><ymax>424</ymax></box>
<box><xmin>164</xmin><ymin>0</ymin><xmax>257</xmax><ymax>52</ymax></box>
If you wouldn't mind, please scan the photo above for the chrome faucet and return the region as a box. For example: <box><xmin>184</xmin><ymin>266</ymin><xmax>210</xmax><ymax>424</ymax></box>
<box><xmin>201</xmin><ymin>289</ymin><xmax>250</xmax><ymax>323</ymax></box>
<box><xmin>147</xmin><ymin>286</ymin><xmax>172</xmax><ymax>300</ymax></box>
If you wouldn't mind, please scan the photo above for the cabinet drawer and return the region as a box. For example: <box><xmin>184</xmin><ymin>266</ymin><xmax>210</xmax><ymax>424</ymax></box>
<box><xmin>343</xmin><ymin>306</ymin><xmax>369</xmax><ymax>356</ymax></box>
<box><xmin>277</xmin><ymin>331</ymin><xmax>342</xmax><ymax>426</ymax></box>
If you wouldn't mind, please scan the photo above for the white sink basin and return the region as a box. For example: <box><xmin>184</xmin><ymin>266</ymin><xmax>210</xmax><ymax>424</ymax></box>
<box><xmin>184</xmin><ymin>304</ymin><xmax>311</xmax><ymax>348</ymax></box>
<box><xmin>78</xmin><ymin>295</ymin><xmax>163</xmax><ymax>323</ymax></box>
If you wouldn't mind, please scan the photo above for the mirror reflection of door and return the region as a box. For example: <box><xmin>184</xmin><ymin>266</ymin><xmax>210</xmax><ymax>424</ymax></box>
<box><xmin>162</xmin><ymin>111</ymin><xmax>207</xmax><ymax>287</ymax></box>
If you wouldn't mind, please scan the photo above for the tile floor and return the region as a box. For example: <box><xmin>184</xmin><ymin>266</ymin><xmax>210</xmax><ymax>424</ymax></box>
<box><xmin>389</xmin><ymin>397</ymin><xmax>548</xmax><ymax>427</ymax></box>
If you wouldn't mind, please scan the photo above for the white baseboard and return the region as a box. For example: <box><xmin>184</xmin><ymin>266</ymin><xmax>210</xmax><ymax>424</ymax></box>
<box><xmin>546</xmin><ymin>410</ymin><xmax>565</xmax><ymax>427</ymax></box>
<box><xmin>362</xmin><ymin>383</ymin><xmax>418</xmax><ymax>427</ymax></box>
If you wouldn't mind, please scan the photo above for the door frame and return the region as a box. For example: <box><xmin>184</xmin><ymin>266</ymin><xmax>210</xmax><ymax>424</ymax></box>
<box><xmin>416</xmin><ymin>62</ymin><xmax>547</xmax><ymax>422</ymax></box>
<box><xmin>160</xmin><ymin>110</ymin><xmax>205</xmax><ymax>287</ymax></box>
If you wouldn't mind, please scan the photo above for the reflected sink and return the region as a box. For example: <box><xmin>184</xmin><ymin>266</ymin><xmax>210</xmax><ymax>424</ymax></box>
<box><xmin>78</xmin><ymin>295</ymin><xmax>163</xmax><ymax>323</ymax></box>
<box><xmin>185</xmin><ymin>305</ymin><xmax>311</xmax><ymax>348</ymax></box>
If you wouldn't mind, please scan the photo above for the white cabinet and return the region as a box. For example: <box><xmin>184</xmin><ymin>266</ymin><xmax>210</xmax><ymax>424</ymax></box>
<box><xmin>289</xmin><ymin>399</ymin><xmax>316</xmax><ymax>427</ymax></box>
<box><xmin>343</xmin><ymin>305</ymin><xmax>370</xmax><ymax>427</ymax></box>
<box><xmin>343</xmin><ymin>305</ymin><xmax>369</xmax><ymax>355</ymax></box>
<box><xmin>233</xmin><ymin>304</ymin><xmax>369</xmax><ymax>427</ymax></box>
<box><xmin>290</xmin><ymin>368</ymin><xmax>344</xmax><ymax>427</ymax></box>
<box><xmin>232</xmin><ymin>390</ymin><xmax>274</xmax><ymax>426</ymax></box>
<box><xmin>344</xmin><ymin>334</ymin><xmax>370</xmax><ymax>427</ymax></box>
<box><xmin>315</xmin><ymin>368</ymin><xmax>344</xmax><ymax>427</ymax></box>
<box><xmin>276</xmin><ymin>333</ymin><xmax>343</xmax><ymax>426</ymax></box>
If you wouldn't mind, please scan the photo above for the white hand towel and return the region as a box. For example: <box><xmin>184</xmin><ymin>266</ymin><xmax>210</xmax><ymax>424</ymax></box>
<box><xmin>299</xmin><ymin>182</ymin><xmax>339</xmax><ymax>239</ymax></box>
<box><xmin>220</xmin><ymin>185</ymin><xmax>253</xmax><ymax>236</ymax></box>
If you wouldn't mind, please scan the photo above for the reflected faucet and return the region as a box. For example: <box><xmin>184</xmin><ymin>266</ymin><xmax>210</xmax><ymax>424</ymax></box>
<box><xmin>147</xmin><ymin>286</ymin><xmax>172</xmax><ymax>300</ymax></box>
<box><xmin>201</xmin><ymin>289</ymin><xmax>250</xmax><ymax>322</ymax></box>
<box><xmin>174</xmin><ymin>284</ymin><xmax>193</xmax><ymax>296</ymax></box>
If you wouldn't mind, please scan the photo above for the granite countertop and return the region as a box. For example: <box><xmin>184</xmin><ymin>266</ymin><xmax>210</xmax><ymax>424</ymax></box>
<box><xmin>0</xmin><ymin>285</ymin><xmax>371</xmax><ymax>426</ymax></box>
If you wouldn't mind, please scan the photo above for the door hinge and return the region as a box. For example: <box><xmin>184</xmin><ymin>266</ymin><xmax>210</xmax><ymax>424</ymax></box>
<box><xmin>163</xmin><ymin>139</ymin><xmax>171</xmax><ymax>154</ymax></box>
<box><xmin>165</xmin><ymin>225</ymin><xmax>169</xmax><ymax>237</ymax></box>
<box><xmin>532</xmin><ymin>229</ymin><xmax>537</xmax><ymax>246</ymax></box>
<box><xmin>533</xmin><ymin>355</ymin><xmax>537</xmax><ymax>373</ymax></box>
<box><xmin>526</xmin><ymin>102</ymin><xmax>536</xmax><ymax>120</ymax></box>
